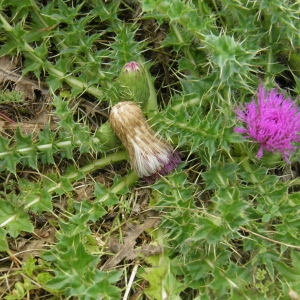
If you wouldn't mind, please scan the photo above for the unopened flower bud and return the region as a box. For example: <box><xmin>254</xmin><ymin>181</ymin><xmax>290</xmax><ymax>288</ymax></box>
<box><xmin>109</xmin><ymin>101</ymin><xmax>181</xmax><ymax>182</ymax></box>
<box><xmin>96</xmin><ymin>122</ymin><xmax>121</xmax><ymax>150</ymax></box>
<box><xmin>118</xmin><ymin>61</ymin><xmax>150</xmax><ymax>108</ymax></box>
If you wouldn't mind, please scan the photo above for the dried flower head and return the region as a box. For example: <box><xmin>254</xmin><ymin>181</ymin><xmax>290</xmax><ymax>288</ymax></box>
<box><xmin>109</xmin><ymin>101</ymin><xmax>181</xmax><ymax>182</ymax></box>
<box><xmin>234</xmin><ymin>84</ymin><xmax>300</xmax><ymax>162</ymax></box>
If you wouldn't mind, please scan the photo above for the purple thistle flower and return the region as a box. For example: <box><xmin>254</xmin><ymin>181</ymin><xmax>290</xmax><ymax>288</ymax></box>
<box><xmin>234</xmin><ymin>84</ymin><xmax>300</xmax><ymax>162</ymax></box>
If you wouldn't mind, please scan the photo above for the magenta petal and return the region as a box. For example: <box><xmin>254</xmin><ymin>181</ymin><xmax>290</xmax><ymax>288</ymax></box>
<box><xmin>256</xmin><ymin>145</ymin><xmax>264</xmax><ymax>159</ymax></box>
<box><xmin>234</xmin><ymin>127</ymin><xmax>248</xmax><ymax>134</ymax></box>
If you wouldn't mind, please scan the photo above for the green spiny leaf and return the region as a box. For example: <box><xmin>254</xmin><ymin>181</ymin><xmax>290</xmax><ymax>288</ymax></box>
<box><xmin>0</xmin><ymin>136</ymin><xmax>20</xmax><ymax>174</ymax></box>
<box><xmin>37</xmin><ymin>124</ymin><xmax>57</xmax><ymax>164</ymax></box>
<box><xmin>141</xmin><ymin>257</ymin><xmax>184</xmax><ymax>300</ymax></box>
<box><xmin>44</xmin><ymin>232</ymin><xmax>122</xmax><ymax>299</ymax></box>
<box><xmin>204</xmin><ymin>34</ymin><xmax>257</xmax><ymax>83</ymax></box>
<box><xmin>73</xmin><ymin>200</ymin><xmax>107</xmax><ymax>223</ymax></box>
<box><xmin>91</xmin><ymin>0</ymin><xmax>120</xmax><ymax>22</ymax></box>
<box><xmin>15</xmin><ymin>128</ymin><xmax>38</xmax><ymax>170</ymax></box>
<box><xmin>0</xmin><ymin>199</ymin><xmax>34</xmax><ymax>238</ymax></box>
<box><xmin>94</xmin><ymin>182</ymin><xmax>119</xmax><ymax>207</ymax></box>
<box><xmin>202</xmin><ymin>163</ymin><xmax>239</xmax><ymax>190</ymax></box>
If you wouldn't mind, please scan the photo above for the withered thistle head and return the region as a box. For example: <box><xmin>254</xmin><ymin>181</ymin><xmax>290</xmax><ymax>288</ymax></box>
<box><xmin>109</xmin><ymin>101</ymin><xmax>181</xmax><ymax>182</ymax></box>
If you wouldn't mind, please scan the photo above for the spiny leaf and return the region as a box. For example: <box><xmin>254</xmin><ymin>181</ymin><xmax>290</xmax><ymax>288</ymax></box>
<box><xmin>201</xmin><ymin>163</ymin><xmax>239</xmax><ymax>190</ymax></box>
<box><xmin>47</xmin><ymin>0</ymin><xmax>83</xmax><ymax>24</ymax></box>
<box><xmin>0</xmin><ymin>199</ymin><xmax>34</xmax><ymax>238</ymax></box>
<box><xmin>141</xmin><ymin>257</ymin><xmax>184</xmax><ymax>300</ymax></box>
<box><xmin>0</xmin><ymin>136</ymin><xmax>20</xmax><ymax>174</ymax></box>
<box><xmin>204</xmin><ymin>34</ymin><xmax>257</xmax><ymax>83</ymax></box>
<box><xmin>90</xmin><ymin>0</ymin><xmax>120</xmax><ymax>22</ymax></box>
<box><xmin>37</xmin><ymin>124</ymin><xmax>57</xmax><ymax>164</ymax></box>
<box><xmin>43</xmin><ymin>232</ymin><xmax>122</xmax><ymax>299</ymax></box>
<box><xmin>15</xmin><ymin>128</ymin><xmax>38</xmax><ymax>170</ymax></box>
<box><xmin>94</xmin><ymin>182</ymin><xmax>119</xmax><ymax>206</ymax></box>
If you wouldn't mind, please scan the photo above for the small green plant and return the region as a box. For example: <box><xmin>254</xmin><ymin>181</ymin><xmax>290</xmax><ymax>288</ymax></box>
<box><xmin>0</xmin><ymin>91</ymin><xmax>23</xmax><ymax>103</ymax></box>
<box><xmin>0</xmin><ymin>0</ymin><xmax>300</xmax><ymax>299</ymax></box>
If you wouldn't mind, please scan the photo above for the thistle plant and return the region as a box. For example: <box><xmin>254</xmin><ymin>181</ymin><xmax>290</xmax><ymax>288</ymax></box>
<box><xmin>0</xmin><ymin>0</ymin><xmax>300</xmax><ymax>300</ymax></box>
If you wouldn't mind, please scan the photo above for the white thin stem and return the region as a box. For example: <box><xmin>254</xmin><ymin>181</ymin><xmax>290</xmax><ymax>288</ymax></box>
<box><xmin>240</xmin><ymin>226</ymin><xmax>300</xmax><ymax>250</ymax></box>
<box><xmin>123</xmin><ymin>264</ymin><xmax>139</xmax><ymax>300</ymax></box>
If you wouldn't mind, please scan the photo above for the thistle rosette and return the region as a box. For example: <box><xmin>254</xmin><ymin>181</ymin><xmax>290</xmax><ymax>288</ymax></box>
<box><xmin>109</xmin><ymin>101</ymin><xmax>181</xmax><ymax>182</ymax></box>
<box><xmin>117</xmin><ymin>61</ymin><xmax>150</xmax><ymax>108</ymax></box>
<box><xmin>234</xmin><ymin>84</ymin><xmax>300</xmax><ymax>162</ymax></box>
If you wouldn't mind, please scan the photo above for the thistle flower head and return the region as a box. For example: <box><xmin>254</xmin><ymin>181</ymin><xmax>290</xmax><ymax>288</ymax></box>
<box><xmin>117</xmin><ymin>61</ymin><xmax>150</xmax><ymax>108</ymax></box>
<box><xmin>234</xmin><ymin>84</ymin><xmax>300</xmax><ymax>162</ymax></box>
<box><xmin>109</xmin><ymin>101</ymin><xmax>181</xmax><ymax>182</ymax></box>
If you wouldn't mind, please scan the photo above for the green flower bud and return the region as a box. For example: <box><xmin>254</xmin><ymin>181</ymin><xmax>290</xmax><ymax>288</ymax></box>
<box><xmin>96</xmin><ymin>122</ymin><xmax>121</xmax><ymax>150</ymax></box>
<box><xmin>118</xmin><ymin>61</ymin><xmax>150</xmax><ymax>108</ymax></box>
